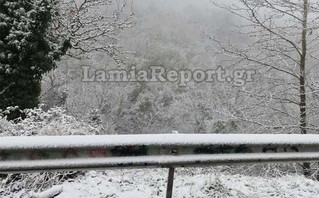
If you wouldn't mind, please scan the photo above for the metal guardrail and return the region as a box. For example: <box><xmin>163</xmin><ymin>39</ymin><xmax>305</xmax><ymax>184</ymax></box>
<box><xmin>1</xmin><ymin>134</ymin><xmax>319</xmax><ymax>198</ymax></box>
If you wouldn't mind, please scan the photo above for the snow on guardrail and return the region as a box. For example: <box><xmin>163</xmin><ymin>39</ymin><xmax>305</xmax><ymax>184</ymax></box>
<box><xmin>0</xmin><ymin>134</ymin><xmax>319</xmax><ymax>173</ymax></box>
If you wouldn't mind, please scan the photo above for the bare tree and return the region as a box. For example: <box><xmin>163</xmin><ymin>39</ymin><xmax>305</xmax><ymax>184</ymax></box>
<box><xmin>41</xmin><ymin>0</ymin><xmax>134</xmax><ymax>108</ymax></box>
<box><xmin>210</xmin><ymin>0</ymin><xmax>319</xmax><ymax>176</ymax></box>
<box><xmin>50</xmin><ymin>0</ymin><xmax>134</xmax><ymax>63</ymax></box>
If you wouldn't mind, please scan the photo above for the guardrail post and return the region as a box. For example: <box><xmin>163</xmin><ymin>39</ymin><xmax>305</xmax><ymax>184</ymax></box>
<box><xmin>166</xmin><ymin>167</ymin><xmax>175</xmax><ymax>198</ymax></box>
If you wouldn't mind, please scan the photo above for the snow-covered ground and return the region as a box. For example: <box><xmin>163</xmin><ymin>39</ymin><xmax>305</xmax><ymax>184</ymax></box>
<box><xmin>27</xmin><ymin>168</ymin><xmax>319</xmax><ymax>198</ymax></box>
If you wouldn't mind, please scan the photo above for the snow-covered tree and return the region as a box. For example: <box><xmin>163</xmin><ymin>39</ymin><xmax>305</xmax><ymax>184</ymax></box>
<box><xmin>50</xmin><ymin>0</ymin><xmax>134</xmax><ymax>62</ymax></box>
<box><xmin>0</xmin><ymin>0</ymin><xmax>70</xmax><ymax>119</ymax></box>
<box><xmin>210</xmin><ymin>0</ymin><xmax>319</xmax><ymax>176</ymax></box>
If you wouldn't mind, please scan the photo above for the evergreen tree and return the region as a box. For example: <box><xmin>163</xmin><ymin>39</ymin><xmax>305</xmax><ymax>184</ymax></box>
<box><xmin>0</xmin><ymin>0</ymin><xmax>70</xmax><ymax>119</ymax></box>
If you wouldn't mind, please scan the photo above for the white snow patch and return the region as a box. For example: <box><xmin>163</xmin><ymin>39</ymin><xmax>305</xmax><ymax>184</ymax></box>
<box><xmin>2</xmin><ymin>134</ymin><xmax>319</xmax><ymax>150</ymax></box>
<box><xmin>48</xmin><ymin>169</ymin><xmax>319</xmax><ymax>198</ymax></box>
<box><xmin>29</xmin><ymin>185</ymin><xmax>63</xmax><ymax>198</ymax></box>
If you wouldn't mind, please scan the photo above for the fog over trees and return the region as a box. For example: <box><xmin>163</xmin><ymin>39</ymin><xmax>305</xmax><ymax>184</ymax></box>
<box><xmin>43</xmin><ymin>0</ymin><xmax>319</xmax><ymax>136</ymax></box>
<box><xmin>3</xmin><ymin>0</ymin><xmax>314</xmax><ymax>137</ymax></box>
<box><xmin>41</xmin><ymin>0</ymin><xmax>248</xmax><ymax>135</ymax></box>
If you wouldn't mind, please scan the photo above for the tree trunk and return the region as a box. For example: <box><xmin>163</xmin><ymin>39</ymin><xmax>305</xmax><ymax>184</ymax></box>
<box><xmin>300</xmin><ymin>0</ymin><xmax>310</xmax><ymax>177</ymax></box>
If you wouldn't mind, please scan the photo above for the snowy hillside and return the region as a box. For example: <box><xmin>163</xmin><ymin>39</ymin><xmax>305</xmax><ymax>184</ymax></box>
<box><xmin>22</xmin><ymin>169</ymin><xmax>319</xmax><ymax>198</ymax></box>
